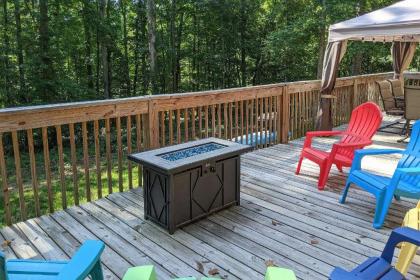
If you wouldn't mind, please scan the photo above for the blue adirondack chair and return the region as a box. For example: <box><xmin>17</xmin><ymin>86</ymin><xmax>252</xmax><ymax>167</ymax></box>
<box><xmin>0</xmin><ymin>240</ymin><xmax>105</xmax><ymax>280</ymax></box>
<box><xmin>329</xmin><ymin>227</ymin><xmax>420</xmax><ymax>279</ymax></box>
<box><xmin>340</xmin><ymin>120</ymin><xmax>420</xmax><ymax>229</ymax></box>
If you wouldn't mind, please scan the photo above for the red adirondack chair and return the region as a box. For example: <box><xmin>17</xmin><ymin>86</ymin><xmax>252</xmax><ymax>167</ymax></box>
<box><xmin>296</xmin><ymin>102</ymin><xmax>383</xmax><ymax>190</ymax></box>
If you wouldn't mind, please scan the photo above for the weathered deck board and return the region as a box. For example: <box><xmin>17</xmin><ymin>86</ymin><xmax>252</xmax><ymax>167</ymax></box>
<box><xmin>1</xmin><ymin>116</ymin><xmax>419</xmax><ymax>279</ymax></box>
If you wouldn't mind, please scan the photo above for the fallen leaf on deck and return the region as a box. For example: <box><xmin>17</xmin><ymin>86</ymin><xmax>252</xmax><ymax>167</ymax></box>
<box><xmin>271</xmin><ymin>220</ymin><xmax>280</xmax><ymax>226</ymax></box>
<box><xmin>196</xmin><ymin>261</ymin><xmax>204</xmax><ymax>273</ymax></box>
<box><xmin>2</xmin><ymin>240</ymin><xmax>11</xmax><ymax>247</ymax></box>
<box><xmin>265</xmin><ymin>260</ymin><xmax>276</xmax><ymax>267</ymax></box>
<box><xmin>208</xmin><ymin>268</ymin><xmax>219</xmax><ymax>275</ymax></box>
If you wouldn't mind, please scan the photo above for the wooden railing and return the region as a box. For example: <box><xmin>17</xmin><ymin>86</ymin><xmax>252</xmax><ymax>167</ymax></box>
<box><xmin>0</xmin><ymin>72</ymin><xmax>393</xmax><ymax>225</ymax></box>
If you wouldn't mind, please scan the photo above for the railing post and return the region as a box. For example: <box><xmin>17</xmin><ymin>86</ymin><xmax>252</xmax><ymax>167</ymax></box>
<box><xmin>280</xmin><ymin>86</ymin><xmax>290</xmax><ymax>143</ymax></box>
<box><xmin>144</xmin><ymin>99</ymin><xmax>160</xmax><ymax>149</ymax></box>
<box><xmin>352</xmin><ymin>78</ymin><xmax>359</xmax><ymax>109</ymax></box>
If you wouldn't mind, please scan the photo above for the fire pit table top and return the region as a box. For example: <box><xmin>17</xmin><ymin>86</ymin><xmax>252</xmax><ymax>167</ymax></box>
<box><xmin>128</xmin><ymin>138</ymin><xmax>252</xmax><ymax>174</ymax></box>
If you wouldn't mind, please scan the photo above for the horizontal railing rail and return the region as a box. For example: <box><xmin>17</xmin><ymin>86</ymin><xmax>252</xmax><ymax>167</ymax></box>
<box><xmin>0</xmin><ymin>72</ymin><xmax>395</xmax><ymax>225</ymax></box>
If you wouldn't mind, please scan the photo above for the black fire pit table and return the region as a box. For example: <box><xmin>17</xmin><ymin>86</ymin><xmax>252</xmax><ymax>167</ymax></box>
<box><xmin>128</xmin><ymin>137</ymin><xmax>252</xmax><ymax>234</ymax></box>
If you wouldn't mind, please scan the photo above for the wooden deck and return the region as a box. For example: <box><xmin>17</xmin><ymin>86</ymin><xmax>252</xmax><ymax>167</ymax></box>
<box><xmin>1</xmin><ymin>116</ymin><xmax>419</xmax><ymax>280</ymax></box>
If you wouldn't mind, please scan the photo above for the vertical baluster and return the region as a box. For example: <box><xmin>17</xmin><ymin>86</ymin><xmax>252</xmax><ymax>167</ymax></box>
<box><xmin>94</xmin><ymin>120</ymin><xmax>102</xmax><ymax>198</ymax></box>
<box><xmin>27</xmin><ymin>129</ymin><xmax>40</xmax><ymax>216</ymax></box>
<box><xmin>274</xmin><ymin>96</ymin><xmax>278</xmax><ymax>144</ymax></box>
<box><xmin>264</xmin><ymin>98</ymin><xmax>268</xmax><ymax>148</ymax></box>
<box><xmin>105</xmin><ymin>118</ymin><xmax>112</xmax><ymax>194</ymax></box>
<box><xmin>259</xmin><ymin>98</ymin><xmax>263</xmax><ymax>149</ymax></box>
<box><xmin>69</xmin><ymin>124</ymin><xmax>79</xmax><ymax>206</ymax></box>
<box><xmin>234</xmin><ymin>101</ymin><xmax>239</xmax><ymax>141</ymax></box>
<box><xmin>245</xmin><ymin>100</ymin><xmax>249</xmax><ymax>145</ymax></box>
<box><xmin>169</xmin><ymin>110</ymin><xmax>173</xmax><ymax>145</ymax></box>
<box><xmin>217</xmin><ymin>104</ymin><xmax>221</xmax><ymax>138</ymax></box>
<box><xmin>56</xmin><ymin>125</ymin><xmax>67</xmax><ymax>209</ymax></box>
<box><xmin>250</xmin><ymin>99</ymin><xmax>254</xmax><ymax>146</ymax></box>
<box><xmin>223</xmin><ymin>103</ymin><xmax>228</xmax><ymax>139</ymax></box>
<box><xmin>268</xmin><ymin>97</ymin><xmax>273</xmax><ymax>146</ymax></box>
<box><xmin>12</xmin><ymin>131</ymin><xmax>26</xmax><ymax>219</ymax></box>
<box><xmin>184</xmin><ymin>108</ymin><xmax>189</xmax><ymax>141</ymax></box>
<box><xmin>160</xmin><ymin>111</ymin><xmax>165</xmax><ymax>146</ymax></box>
<box><xmin>42</xmin><ymin>127</ymin><xmax>53</xmax><ymax>213</ymax></box>
<box><xmin>116</xmin><ymin>117</ymin><xmax>123</xmax><ymax>192</ymax></box>
<box><xmin>198</xmin><ymin>107</ymin><xmax>202</xmax><ymax>139</ymax></box>
<box><xmin>228</xmin><ymin>103</ymin><xmax>233</xmax><ymax>140</ymax></box>
<box><xmin>82</xmin><ymin>122</ymin><xmax>91</xmax><ymax>201</ymax></box>
<box><xmin>240</xmin><ymin>100</ymin><xmax>244</xmax><ymax>144</ymax></box>
<box><xmin>191</xmin><ymin>107</ymin><xmax>196</xmax><ymax>140</ymax></box>
<box><xmin>205</xmin><ymin>105</ymin><xmax>209</xmax><ymax>138</ymax></box>
<box><xmin>136</xmin><ymin>114</ymin><xmax>142</xmax><ymax>186</ymax></box>
<box><xmin>0</xmin><ymin>134</ymin><xmax>11</xmax><ymax>224</ymax></box>
<box><xmin>176</xmin><ymin>109</ymin><xmax>181</xmax><ymax>143</ymax></box>
<box><xmin>255</xmin><ymin>98</ymin><xmax>259</xmax><ymax>147</ymax></box>
<box><xmin>211</xmin><ymin>104</ymin><xmax>216</xmax><ymax>137</ymax></box>
<box><xmin>127</xmin><ymin>116</ymin><xmax>133</xmax><ymax>189</ymax></box>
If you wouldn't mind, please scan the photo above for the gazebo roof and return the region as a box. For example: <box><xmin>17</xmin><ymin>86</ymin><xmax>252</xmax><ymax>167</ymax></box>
<box><xmin>328</xmin><ymin>0</ymin><xmax>420</xmax><ymax>42</ymax></box>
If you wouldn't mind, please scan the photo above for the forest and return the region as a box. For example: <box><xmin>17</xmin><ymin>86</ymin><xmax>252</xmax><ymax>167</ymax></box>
<box><xmin>1</xmin><ymin>0</ymin><xmax>420</xmax><ymax>108</ymax></box>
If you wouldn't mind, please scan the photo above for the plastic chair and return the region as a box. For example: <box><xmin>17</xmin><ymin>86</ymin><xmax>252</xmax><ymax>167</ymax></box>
<box><xmin>296</xmin><ymin>102</ymin><xmax>382</xmax><ymax>189</ymax></box>
<box><xmin>377</xmin><ymin>80</ymin><xmax>404</xmax><ymax>116</ymax></box>
<box><xmin>122</xmin><ymin>265</ymin><xmax>296</xmax><ymax>280</ymax></box>
<box><xmin>329</xmin><ymin>227</ymin><xmax>420</xmax><ymax>280</ymax></box>
<box><xmin>395</xmin><ymin>200</ymin><xmax>420</xmax><ymax>275</ymax></box>
<box><xmin>340</xmin><ymin>120</ymin><xmax>420</xmax><ymax>229</ymax></box>
<box><xmin>0</xmin><ymin>240</ymin><xmax>104</xmax><ymax>280</ymax></box>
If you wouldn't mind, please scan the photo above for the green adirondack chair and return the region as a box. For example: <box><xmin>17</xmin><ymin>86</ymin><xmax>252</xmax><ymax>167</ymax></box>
<box><xmin>122</xmin><ymin>265</ymin><xmax>296</xmax><ymax>280</ymax></box>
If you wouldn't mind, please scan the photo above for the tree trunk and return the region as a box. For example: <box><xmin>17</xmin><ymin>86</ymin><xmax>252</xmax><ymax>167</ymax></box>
<box><xmin>351</xmin><ymin>0</ymin><xmax>366</xmax><ymax>76</ymax></box>
<box><xmin>95</xmin><ymin>0</ymin><xmax>100</xmax><ymax>95</ymax></box>
<box><xmin>317</xmin><ymin>0</ymin><xmax>326</xmax><ymax>79</ymax></box>
<box><xmin>175</xmin><ymin>10</ymin><xmax>184</xmax><ymax>92</ymax></box>
<box><xmin>146</xmin><ymin>0</ymin><xmax>158</xmax><ymax>94</ymax></box>
<box><xmin>14</xmin><ymin>0</ymin><xmax>26</xmax><ymax>101</ymax></box>
<box><xmin>39</xmin><ymin>0</ymin><xmax>55</xmax><ymax>102</ymax></box>
<box><xmin>99</xmin><ymin>0</ymin><xmax>110</xmax><ymax>98</ymax></box>
<box><xmin>82</xmin><ymin>0</ymin><xmax>94</xmax><ymax>91</ymax></box>
<box><xmin>240</xmin><ymin>0</ymin><xmax>246</xmax><ymax>86</ymax></box>
<box><xmin>120</xmin><ymin>0</ymin><xmax>130</xmax><ymax>96</ymax></box>
<box><xmin>133</xmin><ymin>0</ymin><xmax>147</xmax><ymax>96</ymax></box>
<box><xmin>3</xmin><ymin>0</ymin><xmax>10</xmax><ymax>105</ymax></box>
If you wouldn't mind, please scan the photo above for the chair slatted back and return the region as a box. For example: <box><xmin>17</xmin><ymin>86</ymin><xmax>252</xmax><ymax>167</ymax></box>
<box><xmin>377</xmin><ymin>80</ymin><xmax>396</xmax><ymax>111</ymax></box>
<box><xmin>388</xmin><ymin>79</ymin><xmax>404</xmax><ymax>98</ymax></box>
<box><xmin>405</xmin><ymin>85</ymin><xmax>420</xmax><ymax>120</ymax></box>
<box><xmin>398</xmin><ymin>121</ymin><xmax>420</xmax><ymax>187</ymax></box>
<box><xmin>338</xmin><ymin>102</ymin><xmax>382</xmax><ymax>159</ymax></box>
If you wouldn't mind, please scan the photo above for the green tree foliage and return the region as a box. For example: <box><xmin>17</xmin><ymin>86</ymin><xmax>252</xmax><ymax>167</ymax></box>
<box><xmin>0</xmin><ymin>0</ymin><xmax>418</xmax><ymax>107</ymax></box>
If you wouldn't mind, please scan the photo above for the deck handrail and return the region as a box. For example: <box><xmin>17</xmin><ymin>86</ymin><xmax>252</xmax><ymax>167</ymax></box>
<box><xmin>0</xmin><ymin>71</ymin><xmax>397</xmax><ymax>225</ymax></box>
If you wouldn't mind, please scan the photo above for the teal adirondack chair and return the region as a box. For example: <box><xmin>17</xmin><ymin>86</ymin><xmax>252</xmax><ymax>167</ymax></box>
<box><xmin>122</xmin><ymin>265</ymin><xmax>296</xmax><ymax>280</ymax></box>
<box><xmin>340</xmin><ymin>120</ymin><xmax>420</xmax><ymax>229</ymax></box>
<box><xmin>0</xmin><ymin>240</ymin><xmax>105</xmax><ymax>280</ymax></box>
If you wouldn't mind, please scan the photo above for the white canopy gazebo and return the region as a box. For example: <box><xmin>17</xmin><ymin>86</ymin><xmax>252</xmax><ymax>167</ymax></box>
<box><xmin>318</xmin><ymin>0</ymin><xmax>420</xmax><ymax>130</ymax></box>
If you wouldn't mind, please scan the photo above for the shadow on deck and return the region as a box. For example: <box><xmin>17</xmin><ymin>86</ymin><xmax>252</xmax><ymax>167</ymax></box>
<box><xmin>1</xmin><ymin>116</ymin><xmax>418</xmax><ymax>280</ymax></box>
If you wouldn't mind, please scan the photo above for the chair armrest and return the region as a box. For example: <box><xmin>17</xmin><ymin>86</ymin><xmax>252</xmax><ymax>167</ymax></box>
<box><xmin>304</xmin><ymin>131</ymin><xmax>342</xmax><ymax>148</ymax></box>
<box><xmin>329</xmin><ymin>267</ymin><xmax>355</xmax><ymax>280</ymax></box>
<box><xmin>306</xmin><ymin>131</ymin><xmax>342</xmax><ymax>137</ymax></box>
<box><xmin>381</xmin><ymin>227</ymin><xmax>420</xmax><ymax>263</ymax></box>
<box><xmin>350</xmin><ymin>149</ymin><xmax>404</xmax><ymax>172</ymax></box>
<box><xmin>57</xmin><ymin>240</ymin><xmax>105</xmax><ymax>280</ymax></box>
<box><xmin>354</xmin><ymin>149</ymin><xmax>403</xmax><ymax>157</ymax></box>
<box><xmin>396</xmin><ymin>167</ymin><xmax>420</xmax><ymax>176</ymax></box>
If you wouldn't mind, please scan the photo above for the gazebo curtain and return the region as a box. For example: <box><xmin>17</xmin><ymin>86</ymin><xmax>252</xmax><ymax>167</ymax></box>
<box><xmin>392</xmin><ymin>42</ymin><xmax>417</xmax><ymax>79</ymax></box>
<box><xmin>317</xmin><ymin>41</ymin><xmax>347</xmax><ymax>130</ymax></box>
